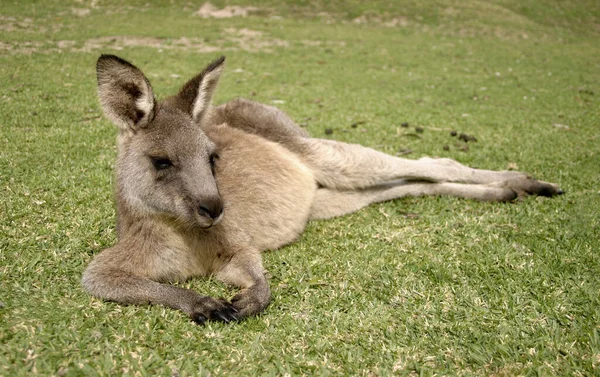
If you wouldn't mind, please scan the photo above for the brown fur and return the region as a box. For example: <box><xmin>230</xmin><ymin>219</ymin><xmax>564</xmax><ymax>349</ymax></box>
<box><xmin>82</xmin><ymin>55</ymin><xmax>563</xmax><ymax>324</ymax></box>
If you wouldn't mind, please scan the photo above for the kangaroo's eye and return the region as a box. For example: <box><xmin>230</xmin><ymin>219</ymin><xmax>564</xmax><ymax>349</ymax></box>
<box><xmin>150</xmin><ymin>157</ymin><xmax>173</xmax><ymax>171</ymax></box>
<box><xmin>209</xmin><ymin>153</ymin><xmax>219</xmax><ymax>167</ymax></box>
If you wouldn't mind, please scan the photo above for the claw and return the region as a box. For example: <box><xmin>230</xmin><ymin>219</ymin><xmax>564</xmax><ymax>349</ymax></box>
<box><xmin>213</xmin><ymin>311</ymin><xmax>231</xmax><ymax>323</ymax></box>
<box><xmin>226</xmin><ymin>308</ymin><xmax>239</xmax><ymax>321</ymax></box>
<box><xmin>221</xmin><ymin>305</ymin><xmax>239</xmax><ymax>322</ymax></box>
<box><xmin>217</xmin><ymin>310</ymin><xmax>238</xmax><ymax>323</ymax></box>
<box><xmin>210</xmin><ymin>299</ymin><xmax>239</xmax><ymax>323</ymax></box>
<box><xmin>192</xmin><ymin>313</ymin><xmax>207</xmax><ymax>325</ymax></box>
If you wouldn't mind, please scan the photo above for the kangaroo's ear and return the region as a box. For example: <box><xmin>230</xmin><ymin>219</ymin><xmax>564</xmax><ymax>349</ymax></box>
<box><xmin>96</xmin><ymin>54</ymin><xmax>156</xmax><ymax>132</ymax></box>
<box><xmin>175</xmin><ymin>56</ymin><xmax>225</xmax><ymax>123</ymax></box>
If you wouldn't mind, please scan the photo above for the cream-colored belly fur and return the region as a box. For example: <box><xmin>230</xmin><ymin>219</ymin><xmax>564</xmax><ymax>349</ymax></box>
<box><xmin>206</xmin><ymin>123</ymin><xmax>316</xmax><ymax>251</ymax></box>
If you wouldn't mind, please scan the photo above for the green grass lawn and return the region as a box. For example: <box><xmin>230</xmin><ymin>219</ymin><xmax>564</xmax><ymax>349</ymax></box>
<box><xmin>1</xmin><ymin>0</ymin><xmax>599</xmax><ymax>375</ymax></box>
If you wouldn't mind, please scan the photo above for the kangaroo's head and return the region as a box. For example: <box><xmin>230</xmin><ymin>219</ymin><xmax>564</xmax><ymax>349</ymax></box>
<box><xmin>96</xmin><ymin>54</ymin><xmax>226</xmax><ymax>229</ymax></box>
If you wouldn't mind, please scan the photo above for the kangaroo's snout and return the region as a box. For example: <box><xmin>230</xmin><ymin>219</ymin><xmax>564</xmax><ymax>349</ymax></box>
<box><xmin>197</xmin><ymin>198</ymin><xmax>223</xmax><ymax>220</ymax></box>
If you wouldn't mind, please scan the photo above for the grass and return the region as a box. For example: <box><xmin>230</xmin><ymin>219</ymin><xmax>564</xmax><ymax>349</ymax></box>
<box><xmin>1</xmin><ymin>0</ymin><xmax>599</xmax><ymax>375</ymax></box>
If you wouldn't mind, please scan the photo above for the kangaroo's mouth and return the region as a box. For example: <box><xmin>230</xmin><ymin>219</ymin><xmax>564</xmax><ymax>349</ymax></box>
<box><xmin>196</xmin><ymin>210</ymin><xmax>224</xmax><ymax>229</ymax></box>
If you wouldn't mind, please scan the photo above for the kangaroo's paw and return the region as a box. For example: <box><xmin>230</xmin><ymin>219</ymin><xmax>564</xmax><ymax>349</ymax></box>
<box><xmin>230</xmin><ymin>285</ymin><xmax>272</xmax><ymax>319</ymax></box>
<box><xmin>190</xmin><ymin>296</ymin><xmax>239</xmax><ymax>325</ymax></box>
<box><xmin>491</xmin><ymin>177</ymin><xmax>564</xmax><ymax>199</ymax></box>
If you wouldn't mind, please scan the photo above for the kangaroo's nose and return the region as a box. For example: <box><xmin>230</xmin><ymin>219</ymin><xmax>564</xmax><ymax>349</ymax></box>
<box><xmin>197</xmin><ymin>199</ymin><xmax>223</xmax><ymax>220</ymax></box>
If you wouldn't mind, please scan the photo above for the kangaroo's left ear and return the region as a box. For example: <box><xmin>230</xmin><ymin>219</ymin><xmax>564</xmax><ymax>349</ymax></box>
<box><xmin>175</xmin><ymin>56</ymin><xmax>226</xmax><ymax>123</ymax></box>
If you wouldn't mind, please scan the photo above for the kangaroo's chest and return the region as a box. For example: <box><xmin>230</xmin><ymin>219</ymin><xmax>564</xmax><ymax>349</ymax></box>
<box><xmin>205</xmin><ymin>124</ymin><xmax>316</xmax><ymax>251</ymax></box>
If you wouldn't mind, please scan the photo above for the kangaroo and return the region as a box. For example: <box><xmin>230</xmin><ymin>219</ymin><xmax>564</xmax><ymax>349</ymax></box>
<box><xmin>82</xmin><ymin>54</ymin><xmax>563</xmax><ymax>324</ymax></box>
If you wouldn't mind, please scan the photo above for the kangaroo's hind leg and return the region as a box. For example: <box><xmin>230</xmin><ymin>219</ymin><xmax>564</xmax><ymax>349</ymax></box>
<box><xmin>309</xmin><ymin>181</ymin><xmax>523</xmax><ymax>220</ymax></box>
<box><xmin>294</xmin><ymin>138</ymin><xmax>563</xmax><ymax>198</ymax></box>
<box><xmin>212</xmin><ymin>99</ymin><xmax>562</xmax><ymax>198</ymax></box>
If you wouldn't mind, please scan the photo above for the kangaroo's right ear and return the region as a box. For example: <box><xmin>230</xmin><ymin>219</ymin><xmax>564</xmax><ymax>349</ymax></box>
<box><xmin>96</xmin><ymin>54</ymin><xmax>156</xmax><ymax>132</ymax></box>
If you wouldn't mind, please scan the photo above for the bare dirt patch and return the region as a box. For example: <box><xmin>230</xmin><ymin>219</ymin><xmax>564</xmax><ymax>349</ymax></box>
<box><xmin>0</xmin><ymin>40</ymin><xmax>44</xmax><ymax>55</ymax></box>
<box><xmin>1</xmin><ymin>16</ymin><xmax>44</xmax><ymax>33</ymax></box>
<box><xmin>0</xmin><ymin>41</ymin><xmax>13</xmax><ymax>52</ymax></box>
<box><xmin>352</xmin><ymin>14</ymin><xmax>409</xmax><ymax>28</ymax></box>
<box><xmin>57</xmin><ymin>40</ymin><xmax>76</xmax><ymax>49</ymax></box>
<box><xmin>4</xmin><ymin>28</ymin><xmax>299</xmax><ymax>55</ymax></box>
<box><xmin>223</xmin><ymin>28</ymin><xmax>288</xmax><ymax>52</ymax></box>
<box><xmin>0</xmin><ymin>15</ymin><xmax>63</xmax><ymax>35</ymax></box>
<box><xmin>194</xmin><ymin>2</ymin><xmax>260</xmax><ymax>18</ymax></box>
<box><xmin>77</xmin><ymin>36</ymin><xmax>171</xmax><ymax>52</ymax></box>
<box><xmin>71</xmin><ymin>8</ymin><xmax>91</xmax><ymax>17</ymax></box>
